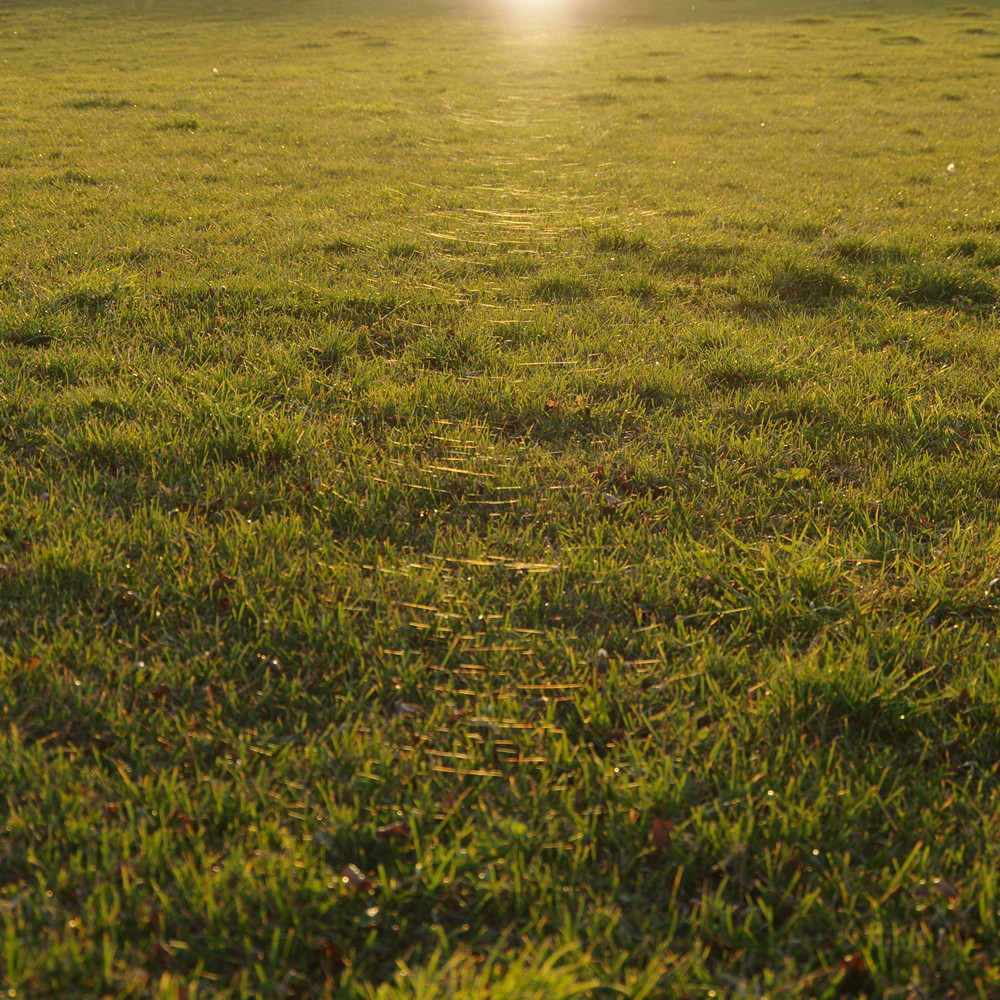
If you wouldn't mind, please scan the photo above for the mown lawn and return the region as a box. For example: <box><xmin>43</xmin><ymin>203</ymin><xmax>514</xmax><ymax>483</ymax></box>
<box><xmin>2</xmin><ymin>0</ymin><xmax>1000</xmax><ymax>997</ymax></box>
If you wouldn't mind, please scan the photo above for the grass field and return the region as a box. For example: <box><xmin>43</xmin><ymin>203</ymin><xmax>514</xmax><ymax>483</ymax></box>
<box><xmin>3</xmin><ymin>0</ymin><xmax>1000</xmax><ymax>996</ymax></box>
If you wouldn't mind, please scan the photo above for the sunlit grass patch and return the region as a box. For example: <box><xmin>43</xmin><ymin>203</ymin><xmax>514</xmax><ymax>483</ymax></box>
<box><xmin>4</xmin><ymin>0</ymin><xmax>1000</xmax><ymax>997</ymax></box>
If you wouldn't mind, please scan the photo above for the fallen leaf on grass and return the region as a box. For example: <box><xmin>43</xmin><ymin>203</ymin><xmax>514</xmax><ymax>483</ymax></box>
<box><xmin>836</xmin><ymin>952</ymin><xmax>871</xmax><ymax>993</ymax></box>
<box><xmin>150</xmin><ymin>684</ymin><xmax>171</xmax><ymax>702</ymax></box>
<box><xmin>393</xmin><ymin>701</ymin><xmax>425</xmax><ymax>717</ymax></box>
<box><xmin>121</xmin><ymin>968</ymin><xmax>150</xmax><ymax>993</ymax></box>
<box><xmin>148</xmin><ymin>940</ymin><xmax>173</xmax><ymax>969</ymax></box>
<box><xmin>202</xmin><ymin>573</ymin><xmax>237</xmax><ymax>595</ymax></box>
<box><xmin>171</xmin><ymin>811</ymin><xmax>197</xmax><ymax>835</ymax></box>
<box><xmin>650</xmin><ymin>817</ymin><xmax>673</xmax><ymax>852</ymax></box>
<box><xmin>914</xmin><ymin>876</ymin><xmax>959</xmax><ymax>902</ymax></box>
<box><xmin>316</xmin><ymin>938</ymin><xmax>347</xmax><ymax>973</ymax></box>
<box><xmin>341</xmin><ymin>864</ymin><xmax>374</xmax><ymax>891</ymax></box>
<box><xmin>376</xmin><ymin>820</ymin><xmax>411</xmax><ymax>840</ymax></box>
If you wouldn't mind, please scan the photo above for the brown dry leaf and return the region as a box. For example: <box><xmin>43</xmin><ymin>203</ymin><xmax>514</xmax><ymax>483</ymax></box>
<box><xmin>172</xmin><ymin>811</ymin><xmax>197</xmax><ymax>835</ymax></box>
<box><xmin>394</xmin><ymin>701</ymin><xmax>425</xmax><ymax>717</ymax></box>
<box><xmin>121</xmin><ymin>968</ymin><xmax>150</xmax><ymax>994</ymax></box>
<box><xmin>341</xmin><ymin>864</ymin><xmax>373</xmax><ymax>892</ymax></box>
<box><xmin>836</xmin><ymin>952</ymin><xmax>871</xmax><ymax>993</ymax></box>
<box><xmin>376</xmin><ymin>821</ymin><xmax>411</xmax><ymax>841</ymax></box>
<box><xmin>148</xmin><ymin>940</ymin><xmax>173</xmax><ymax>969</ymax></box>
<box><xmin>316</xmin><ymin>938</ymin><xmax>347</xmax><ymax>973</ymax></box>
<box><xmin>544</xmin><ymin>397</ymin><xmax>560</xmax><ymax>413</ymax></box>
<box><xmin>932</xmin><ymin>876</ymin><xmax>959</xmax><ymax>901</ymax></box>
<box><xmin>915</xmin><ymin>877</ymin><xmax>960</xmax><ymax>902</ymax></box>
<box><xmin>203</xmin><ymin>573</ymin><xmax>237</xmax><ymax>594</ymax></box>
<box><xmin>650</xmin><ymin>817</ymin><xmax>673</xmax><ymax>852</ymax></box>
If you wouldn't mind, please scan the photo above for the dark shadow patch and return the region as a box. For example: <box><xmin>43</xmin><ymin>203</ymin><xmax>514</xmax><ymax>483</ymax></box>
<box><xmin>319</xmin><ymin>237</ymin><xmax>365</xmax><ymax>256</ymax></box>
<box><xmin>593</xmin><ymin>231</ymin><xmax>649</xmax><ymax>254</ymax></box>
<box><xmin>3</xmin><ymin>314</ymin><xmax>64</xmax><ymax>348</ymax></box>
<box><xmin>625</xmin><ymin>276</ymin><xmax>662</xmax><ymax>301</ymax></box>
<box><xmin>574</xmin><ymin>92</ymin><xmax>620</xmax><ymax>104</ymax></box>
<box><xmin>701</xmin><ymin>353</ymin><xmax>789</xmax><ymax>390</ymax></box>
<box><xmin>880</xmin><ymin>35</ymin><xmax>925</xmax><ymax>44</ymax></box>
<box><xmin>477</xmin><ymin>255</ymin><xmax>538</xmax><ymax>278</ymax></box>
<box><xmin>320</xmin><ymin>165</ymin><xmax>360</xmax><ymax>180</ymax></box>
<box><xmin>830</xmin><ymin>238</ymin><xmax>909</xmax><ymax>266</ymax></box>
<box><xmin>884</xmin><ymin>263</ymin><xmax>997</xmax><ymax>308</ymax></box>
<box><xmin>653</xmin><ymin>239</ymin><xmax>738</xmax><ymax>276</ymax></box>
<box><xmin>767</xmin><ymin>262</ymin><xmax>854</xmax><ymax>304</ymax></box>
<box><xmin>791</xmin><ymin>222</ymin><xmax>824</xmax><ymax>242</ymax></box>
<box><xmin>332</xmin><ymin>296</ymin><xmax>404</xmax><ymax>327</ymax></box>
<box><xmin>616</xmin><ymin>74</ymin><xmax>671</xmax><ymax>84</ymax></box>
<box><xmin>386</xmin><ymin>241</ymin><xmax>423</xmax><ymax>261</ymax></box>
<box><xmin>726</xmin><ymin>296</ymin><xmax>781</xmax><ymax>320</ymax></box>
<box><xmin>64</xmin><ymin>95</ymin><xmax>136</xmax><ymax>111</ymax></box>
<box><xmin>305</xmin><ymin>329</ymin><xmax>363</xmax><ymax>375</ymax></box>
<box><xmin>703</xmin><ymin>70</ymin><xmax>773</xmax><ymax>80</ymax></box>
<box><xmin>532</xmin><ymin>277</ymin><xmax>591</xmax><ymax>302</ymax></box>
<box><xmin>52</xmin><ymin>287</ymin><xmax>116</xmax><ymax>319</ymax></box>
<box><xmin>45</xmin><ymin>170</ymin><xmax>103</xmax><ymax>187</ymax></box>
<box><xmin>944</xmin><ymin>239</ymin><xmax>978</xmax><ymax>259</ymax></box>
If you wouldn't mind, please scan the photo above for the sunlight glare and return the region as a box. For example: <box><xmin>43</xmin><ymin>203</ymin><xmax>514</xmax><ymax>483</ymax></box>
<box><xmin>501</xmin><ymin>0</ymin><xmax>576</xmax><ymax>20</ymax></box>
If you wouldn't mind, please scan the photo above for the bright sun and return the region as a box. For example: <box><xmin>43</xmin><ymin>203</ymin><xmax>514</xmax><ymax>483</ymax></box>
<box><xmin>502</xmin><ymin>0</ymin><xmax>576</xmax><ymax>18</ymax></box>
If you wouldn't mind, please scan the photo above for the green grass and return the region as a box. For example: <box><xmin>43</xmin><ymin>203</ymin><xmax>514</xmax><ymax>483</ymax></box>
<box><xmin>3</xmin><ymin>0</ymin><xmax>1000</xmax><ymax>997</ymax></box>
